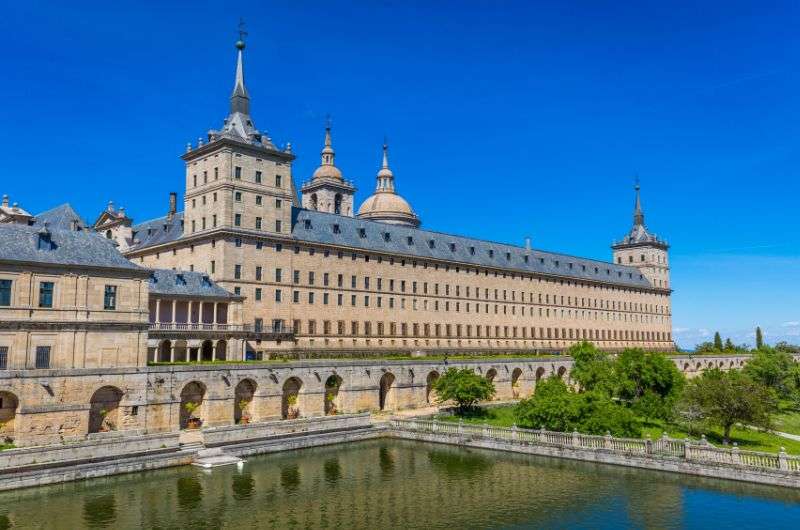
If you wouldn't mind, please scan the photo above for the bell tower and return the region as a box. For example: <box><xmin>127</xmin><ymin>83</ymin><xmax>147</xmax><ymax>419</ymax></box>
<box><xmin>612</xmin><ymin>182</ymin><xmax>670</xmax><ymax>289</ymax></box>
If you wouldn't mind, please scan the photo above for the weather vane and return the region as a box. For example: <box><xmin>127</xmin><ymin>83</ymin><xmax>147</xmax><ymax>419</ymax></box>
<box><xmin>238</xmin><ymin>18</ymin><xmax>248</xmax><ymax>42</ymax></box>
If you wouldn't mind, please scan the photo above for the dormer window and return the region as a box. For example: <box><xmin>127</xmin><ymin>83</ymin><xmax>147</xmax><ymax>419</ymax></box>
<box><xmin>524</xmin><ymin>255</ymin><xmax>529</xmax><ymax>263</ymax></box>
<box><xmin>332</xmin><ymin>224</ymin><xmax>341</xmax><ymax>234</ymax></box>
<box><xmin>469</xmin><ymin>246</ymin><xmax>475</xmax><ymax>255</ymax></box>
<box><xmin>383</xmin><ymin>232</ymin><xmax>391</xmax><ymax>242</ymax></box>
<box><xmin>175</xmin><ymin>274</ymin><xmax>187</xmax><ymax>286</ymax></box>
<box><xmin>202</xmin><ymin>276</ymin><xmax>212</xmax><ymax>287</ymax></box>
<box><xmin>358</xmin><ymin>228</ymin><xmax>367</xmax><ymax>238</ymax></box>
<box><xmin>488</xmin><ymin>249</ymin><xmax>494</xmax><ymax>258</ymax></box>
<box><xmin>303</xmin><ymin>219</ymin><xmax>312</xmax><ymax>229</ymax></box>
<box><xmin>37</xmin><ymin>232</ymin><xmax>53</xmax><ymax>251</ymax></box>
<box><xmin>428</xmin><ymin>240</ymin><xmax>435</xmax><ymax>249</ymax></box>
<box><xmin>594</xmin><ymin>267</ymin><xmax>599</xmax><ymax>274</ymax></box>
<box><xmin>554</xmin><ymin>260</ymin><xmax>559</xmax><ymax>267</ymax></box>
<box><xmin>407</xmin><ymin>236</ymin><xmax>413</xmax><ymax>245</ymax></box>
<box><xmin>449</xmin><ymin>243</ymin><xmax>456</xmax><ymax>252</ymax></box>
<box><xmin>506</xmin><ymin>252</ymin><xmax>511</xmax><ymax>261</ymax></box>
<box><xmin>539</xmin><ymin>258</ymin><xmax>544</xmax><ymax>264</ymax></box>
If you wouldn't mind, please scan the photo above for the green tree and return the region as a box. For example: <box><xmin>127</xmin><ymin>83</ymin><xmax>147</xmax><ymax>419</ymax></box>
<box><xmin>755</xmin><ymin>326</ymin><xmax>764</xmax><ymax>350</ymax></box>
<box><xmin>743</xmin><ymin>347</ymin><xmax>798</xmax><ymax>398</ymax></box>
<box><xmin>515</xmin><ymin>376</ymin><xmax>581</xmax><ymax>432</ymax></box>
<box><xmin>694</xmin><ymin>342</ymin><xmax>717</xmax><ymax>354</ymax></box>
<box><xmin>575</xmin><ymin>391</ymin><xmax>641</xmax><ymax>437</ymax></box>
<box><xmin>713</xmin><ymin>332</ymin><xmax>723</xmax><ymax>351</ymax></box>
<box><xmin>723</xmin><ymin>338</ymin><xmax>735</xmax><ymax>352</ymax></box>
<box><xmin>566</xmin><ymin>341</ymin><xmax>613</xmax><ymax>394</ymax></box>
<box><xmin>433</xmin><ymin>368</ymin><xmax>495</xmax><ymax>413</ymax></box>
<box><xmin>613</xmin><ymin>349</ymin><xmax>685</xmax><ymax>421</ymax></box>
<box><xmin>680</xmin><ymin>369</ymin><xmax>774</xmax><ymax>444</ymax></box>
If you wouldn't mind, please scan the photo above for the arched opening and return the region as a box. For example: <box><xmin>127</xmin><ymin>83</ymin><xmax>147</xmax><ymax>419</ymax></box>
<box><xmin>557</xmin><ymin>366</ymin><xmax>567</xmax><ymax>379</ymax></box>
<box><xmin>200</xmin><ymin>340</ymin><xmax>214</xmax><ymax>362</ymax></box>
<box><xmin>158</xmin><ymin>340</ymin><xmax>172</xmax><ymax>362</ymax></box>
<box><xmin>215</xmin><ymin>340</ymin><xmax>227</xmax><ymax>361</ymax></box>
<box><xmin>0</xmin><ymin>391</ymin><xmax>19</xmax><ymax>443</ymax></box>
<box><xmin>334</xmin><ymin>193</ymin><xmax>342</xmax><ymax>215</ymax></box>
<box><xmin>379</xmin><ymin>372</ymin><xmax>396</xmax><ymax>411</ymax></box>
<box><xmin>282</xmin><ymin>377</ymin><xmax>302</xmax><ymax>420</ymax></box>
<box><xmin>535</xmin><ymin>367</ymin><xmax>546</xmax><ymax>383</ymax></box>
<box><xmin>180</xmin><ymin>381</ymin><xmax>206</xmax><ymax>429</ymax></box>
<box><xmin>234</xmin><ymin>379</ymin><xmax>257</xmax><ymax>424</ymax></box>
<box><xmin>310</xmin><ymin>193</ymin><xmax>318</xmax><ymax>211</ymax></box>
<box><xmin>88</xmin><ymin>386</ymin><xmax>123</xmax><ymax>434</ymax></box>
<box><xmin>173</xmin><ymin>340</ymin><xmax>187</xmax><ymax>362</ymax></box>
<box><xmin>426</xmin><ymin>371</ymin><xmax>440</xmax><ymax>404</ymax></box>
<box><xmin>324</xmin><ymin>375</ymin><xmax>343</xmax><ymax>416</ymax></box>
<box><xmin>485</xmin><ymin>368</ymin><xmax>497</xmax><ymax>384</ymax></box>
<box><xmin>683</xmin><ymin>363</ymin><xmax>690</xmax><ymax>371</ymax></box>
<box><xmin>511</xmin><ymin>368</ymin><xmax>523</xmax><ymax>399</ymax></box>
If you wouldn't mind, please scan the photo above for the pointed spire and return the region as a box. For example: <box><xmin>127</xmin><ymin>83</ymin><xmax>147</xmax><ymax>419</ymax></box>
<box><xmin>321</xmin><ymin>116</ymin><xmax>334</xmax><ymax>165</ymax></box>
<box><xmin>230</xmin><ymin>20</ymin><xmax>250</xmax><ymax>115</ymax></box>
<box><xmin>633</xmin><ymin>177</ymin><xmax>644</xmax><ymax>226</ymax></box>
<box><xmin>376</xmin><ymin>141</ymin><xmax>395</xmax><ymax>192</ymax></box>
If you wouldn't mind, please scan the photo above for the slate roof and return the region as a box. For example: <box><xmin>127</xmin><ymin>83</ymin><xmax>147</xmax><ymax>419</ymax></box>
<box><xmin>0</xmin><ymin>223</ymin><xmax>143</xmax><ymax>271</ymax></box>
<box><xmin>129</xmin><ymin>212</ymin><xmax>184</xmax><ymax>250</ymax></box>
<box><xmin>148</xmin><ymin>269</ymin><xmax>238</xmax><ymax>299</ymax></box>
<box><xmin>33</xmin><ymin>203</ymin><xmax>88</xmax><ymax>231</ymax></box>
<box><xmin>291</xmin><ymin>208</ymin><xmax>654</xmax><ymax>289</ymax></box>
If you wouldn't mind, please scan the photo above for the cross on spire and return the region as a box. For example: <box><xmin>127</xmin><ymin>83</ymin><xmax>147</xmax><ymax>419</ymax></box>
<box><xmin>237</xmin><ymin>18</ymin><xmax>248</xmax><ymax>44</ymax></box>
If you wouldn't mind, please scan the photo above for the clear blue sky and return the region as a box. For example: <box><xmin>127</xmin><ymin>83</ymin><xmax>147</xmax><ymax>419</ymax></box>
<box><xmin>1</xmin><ymin>1</ymin><xmax>798</xmax><ymax>348</ymax></box>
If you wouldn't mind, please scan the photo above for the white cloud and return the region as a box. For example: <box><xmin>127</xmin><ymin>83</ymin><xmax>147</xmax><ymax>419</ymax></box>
<box><xmin>781</xmin><ymin>321</ymin><xmax>800</xmax><ymax>327</ymax></box>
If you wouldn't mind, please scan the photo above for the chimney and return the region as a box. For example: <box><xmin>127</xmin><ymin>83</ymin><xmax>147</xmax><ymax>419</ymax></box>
<box><xmin>1</xmin><ymin>195</ymin><xmax>8</xmax><ymax>208</ymax></box>
<box><xmin>167</xmin><ymin>192</ymin><xmax>177</xmax><ymax>221</ymax></box>
<box><xmin>524</xmin><ymin>236</ymin><xmax>532</xmax><ymax>252</ymax></box>
<box><xmin>70</xmin><ymin>219</ymin><xmax>79</xmax><ymax>231</ymax></box>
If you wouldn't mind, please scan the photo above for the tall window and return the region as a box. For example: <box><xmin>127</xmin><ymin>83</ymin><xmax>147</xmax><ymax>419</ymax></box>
<box><xmin>255</xmin><ymin>170</ymin><xmax>262</xmax><ymax>183</ymax></box>
<box><xmin>235</xmin><ymin>166</ymin><xmax>242</xmax><ymax>179</ymax></box>
<box><xmin>0</xmin><ymin>279</ymin><xmax>11</xmax><ymax>306</ymax></box>
<box><xmin>255</xmin><ymin>217</ymin><xmax>262</xmax><ymax>230</ymax></box>
<box><xmin>235</xmin><ymin>214</ymin><xmax>242</xmax><ymax>227</ymax></box>
<box><xmin>275</xmin><ymin>175</ymin><xmax>282</xmax><ymax>187</ymax></box>
<box><xmin>39</xmin><ymin>282</ymin><xmax>54</xmax><ymax>308</ymax></box>
<box><xmin>103</xmin><ymin>285</ymin><xmax>117</xmax><ymax>310</ymax></box>
<box><xmin>0</xmin><ymin>346</ymin><xmax>7</xmax><ymax>370</ymax></box>
<box><xmin>35</xmin><ymin>346</ymin><xmax>50</xmax><ymax>369</ymax></box>
<box><xmin>234</xmin><ymin>264</ymin><xmax>242</xmax><ymax>279</ymax></box>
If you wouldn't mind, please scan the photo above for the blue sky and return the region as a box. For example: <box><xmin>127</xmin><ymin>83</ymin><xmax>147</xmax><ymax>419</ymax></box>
<box><xmin>0</xmin><ymin>1</ymin><xmax>798</xmax><ymax>348</ymax></box>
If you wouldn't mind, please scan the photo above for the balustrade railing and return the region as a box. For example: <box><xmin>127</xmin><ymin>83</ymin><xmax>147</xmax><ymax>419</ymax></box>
<box><xmin>390</xmin><ymin>418</ymin><xmax>800</xmax><ymax>475</ymax></box>
<box><xmin>148</xmin><ymin>322</ymin><xmax>292</xmax><ymax>334</ymax></box>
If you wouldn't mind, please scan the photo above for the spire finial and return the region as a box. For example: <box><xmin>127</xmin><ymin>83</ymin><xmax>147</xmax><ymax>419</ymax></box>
<box><xmin>230</xmin><ymin>19</ymin><xmax>250</xmax><ymax>115</ymax></box>
<box><xmin>376</xmin><ymin>140</ymin><xmax>395</xmax><ymax>192</ymax></box>
<box><xmin>633</xmin><ymin>176</ymin><xmax>644</xmax><ymax>226</ymax></box>
<box><xmin>321</xmin><ymin>116</ymin><xmax>334</xmax><ymax>165</ymax></box>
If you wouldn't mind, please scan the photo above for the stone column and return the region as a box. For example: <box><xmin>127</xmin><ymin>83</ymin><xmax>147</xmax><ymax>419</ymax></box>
<box><xmin>155</xmin><ymin>298</ymin><xmax>161</xmax><ymax>325</ymax></box>
<box><xmin>171</xmin><ymin>300</ymin><xmax>176</xmax><ymax>325</ymax></box>
<box><xmin>188</xmin><ymin>300</ymin><xmax>194</xmax><ymax>325</ymax></box>
<box><xmin>213</xmin><ymin>302</ymin><xmax>218</xmax><ymax>327</ymax></box>
<box><xmin>199</xmin><ymin>302</ymin><xmax>205</xmax><ymax>325</ymax></box>
<box><xmin>211</xmin><ymin>340</ymin><xmax>217</xmax><ymax>362</ymax></box>
<box><xmin>170</xmin><ymin>344</ymin><xmax>175</xmax><ymax>363</ymax></box>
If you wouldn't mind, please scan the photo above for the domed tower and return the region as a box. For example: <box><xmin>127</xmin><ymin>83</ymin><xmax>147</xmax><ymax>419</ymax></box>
<box><xmin>357</xmin><ymin>142</ymin><xmax>420</xmax><ymax>227</ymax></box>
<box><xmin>300</xmin><ymin>124</ymin><xmax>356</xmax><ymax>216</ymax></box>
<box><xmin>612</xmin><ymin>182</ymin><xmax>670</xmax><ymax>289</ymax></box>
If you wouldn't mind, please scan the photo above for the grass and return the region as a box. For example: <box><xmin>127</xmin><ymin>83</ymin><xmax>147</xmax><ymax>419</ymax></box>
<box><xmin>0</xmin><ymin>443</ymin><xmax>15</xmax><ymax>451</ymax></box>
<box><xmin>435</xmin><ymin>404</ymin><xmax>800</xmax><ymax>455</ymax></box>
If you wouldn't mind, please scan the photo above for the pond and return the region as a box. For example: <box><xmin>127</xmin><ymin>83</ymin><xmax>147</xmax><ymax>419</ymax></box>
<box><xmin>0</xmin><ymin>439</ymin><xmax>798</xmax><ymax>529</ymax></box>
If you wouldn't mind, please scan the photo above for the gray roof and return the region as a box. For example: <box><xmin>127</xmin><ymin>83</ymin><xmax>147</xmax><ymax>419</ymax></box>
<box><xmin>148</xmin><ymin>269</ymin><xmax>237</xmax><ymax>299</ymax></box>
<box><xmin>291</xmin><ymin>208</ymin><xmax>654</xmax><ymax>289</ymax></box>
<box><xmin>33</xmin><ymin>203</ymin><xmax>88</xmax><ymax>231</ymax></box>
<box><xmin>0</xmin><ymin>223</ymin><xmax>142</xmax><ymax>271</ymax></box>
<box><xmin>129</xmin><ymin>212</ymin><xmax>184</xmax><ymax>250</ymax></box>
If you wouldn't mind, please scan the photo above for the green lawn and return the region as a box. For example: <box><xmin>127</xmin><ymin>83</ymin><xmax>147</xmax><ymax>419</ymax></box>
<box><xmin>434</xmin><ymin>405</ymin><xmax>800</xmax><ymax>455</ymax></box>
<box><xmin>0</xmin><ymin>443</ymin><xmax>14</xmax><ymax>451</ymax></box>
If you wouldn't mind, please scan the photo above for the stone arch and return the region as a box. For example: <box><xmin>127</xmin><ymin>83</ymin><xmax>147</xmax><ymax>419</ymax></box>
<box><xmin>426</xmin><ymin>371</ymin><xmax>440</xmax><ymax>404</ymax></box>
<box><xmin>215</xmin><ymin>340</ymin><xmax>227</xmax><ymax>361</ymax></box>
<box><xmin>695</xmin><ymin>362</ymin><xmax>702</xmax><ymax>371</ymax></box>
<box><xmin>310</xmin><ymin>193</ymin><xmax>318</xmax><ymax>211</ymax></box>
<box><xmin>557</xmin><ymin>366</ymin><xmax>567</xmax><ymax>379</ymax></box>
<box><xmin>0</xmin><ymin>391</ymin><xmax>19</xmax><ymax>442</ymax></box>
<box><xmin>683</xmin><ymin>363</ymin><xmax>690</xmax><ymax>372</ymax></box>
<box><xmin>180</xmin><ymin>381</ymin><xmax>206</xmax><ymax>429</ymax></box>
<box><xmin>88</xmin><ymin>386</ymin><xmax>123</xmax><ymax>434</ymax></box>
<box><xmin>200</xmin><ymin>340</ymin><xmax>213</xmax><ymax>362</ymax></box>
<box><xmin>324</xmin><ymin>375</ymin><xmax>343</xmax><ymax>416</ymax></box>
<box><xmin>511</xmin><ymin>368</ymin><xmax>523</xmax><ymax>399</ymax></box>
<box><xmin>173</xmin><ymin>340</ymin><xmax>188</xmax><ymax>362</ymax></box>
<box><xmin>158</xmin><ymin>340</ymin><xmax>172</xmax><ymax>362</ymax></box>
<box><xmin>282</xmin><ymin>377</ymin><xmax>303</xmax><ymax>419</ymax></box>
<box><xmin>535</xmin><ymin>367</ymin><xmax>546</xmax><ymax>382</ymax></box>
<box><xmin>234</xmin><ymin>379</ymin><xmax>257</xmax><ymax>424</ymax></box>
<box><xmin>379</xmin><ymin>372</ymin><xmax>396</xmax><ymax>411</ymax></box>
<box><xmin>485</xmin><ymin>368</ymin><xmax>497</xmax><ymax>383</ymax></box>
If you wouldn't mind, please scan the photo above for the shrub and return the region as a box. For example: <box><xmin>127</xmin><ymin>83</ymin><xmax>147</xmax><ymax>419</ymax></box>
<box><xmin>433</xmin><ymin>368</ymin><xmax>495</xmax><ymax>413</ymax></box>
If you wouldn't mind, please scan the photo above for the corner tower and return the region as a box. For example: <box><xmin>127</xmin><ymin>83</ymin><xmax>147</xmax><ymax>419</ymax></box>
<box><xmin>300</xmin><ymin>123</ymin><xmax>356</xmax><ymax>216</ymax></box>
<box><xmin>612</xmin><ymin>183</ymin><xmax>670</xmax><ymax>288</ymax></box>
<box><xmin>181</xmin><ymin>34</ymin><xmax>297</xmax><ymax>238</ymax></box>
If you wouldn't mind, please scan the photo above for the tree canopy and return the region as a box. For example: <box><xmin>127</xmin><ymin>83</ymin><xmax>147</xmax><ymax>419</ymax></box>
<box><xmin>433</xmin><ymin>368</ymin><xmax>495</xmax><ymax>413</ymax></box>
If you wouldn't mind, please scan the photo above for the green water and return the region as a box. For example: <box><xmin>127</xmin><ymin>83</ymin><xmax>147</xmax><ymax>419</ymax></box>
<box><xmin>0</xmin><ymin>440</ymin><xmax>798</xmax><ymax>529</ymax></box>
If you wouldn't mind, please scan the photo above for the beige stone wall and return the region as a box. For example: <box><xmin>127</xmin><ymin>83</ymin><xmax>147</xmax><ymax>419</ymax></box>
<box><xmin>0</xmin><ymin>264</ymin><xmax>149</xmax><ymax>370</ymax></box>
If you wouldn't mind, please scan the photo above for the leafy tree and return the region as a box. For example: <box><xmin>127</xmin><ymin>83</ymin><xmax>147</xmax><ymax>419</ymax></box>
<box><xmin>713</xmin><ymin>332</ymin><xmax>723</xmax><ymax>351</ymax></box>
<box><xmin>694</xmin><ymin>342</ymin><xmax>717</xmax><ymax>354</ymax></box>
<box><xmin>723</xmin><ymin>338</ymin><xmax>735</xmax><ymax>352</ymax></box>
<box><xmin>775</xmin><ymin>341</ymin><xmax>800</xmax><ymax>354</ymax></box>
<box><xmin>515</xmin><ymin>377</ymin><xmax>581</xmax><ymax>432</ymax></box>
<box><xmin>743</xmin><ymin>347</ymin><xmax>798</xmax><ymax>398</ymax></box>
<box><xmin>613</xmin><ymin>349</ymin><xmax>685</xmax><ymax>421</ymax></box>
<box><xmin>567</xmin><ymin>341</ymin><xmax>614</xmax><ymax>394</ymax></box>
<box><xmin>680</xmin><ymin>369</ymin><xmax>774</xmax><ymax>444</ymax></box>
<box><xmin>755</xmin><ymin>326</ymin><xmax>764</xmax><ymax>350</ymax></box>
<box><xmin>433</xmin><ymin>368</ymin><xmax>495</xmax><ymax>413</ymax></box>
<box><xmin>575</xmin><ymin>391</ymin><xmax>641</xmax><ymax>437</ymax></box>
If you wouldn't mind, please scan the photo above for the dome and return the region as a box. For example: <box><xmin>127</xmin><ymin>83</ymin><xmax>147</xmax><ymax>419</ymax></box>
<box><xmin>311</xmin><ymin>164</ymin><xmax>343</xmax><ymax>181</ymax></box>
<box><xmin>357</xmin><ymin>192</ymin><xmax>420</xmax><ymax>227</ymax></box>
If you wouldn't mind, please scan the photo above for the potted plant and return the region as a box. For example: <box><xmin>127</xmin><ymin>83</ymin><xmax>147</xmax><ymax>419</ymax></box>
<box><xmin>184</xmin><ymin>401</ymin><xmax>202</xmax><ymax>429</ymax></box>
<box><xmin>238</xmin><ymin>399</ymin><xmax>251</xmax><ymax>424</ymax></box>
<box><xmin>286</xmin><ymin>394</ymin><xmax>299</xmax><ymax>419</ymax></box>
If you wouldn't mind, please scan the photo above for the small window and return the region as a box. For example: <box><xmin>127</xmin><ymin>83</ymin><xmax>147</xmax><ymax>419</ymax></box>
<box><xmin>506</xmin><ymin>252</ymin><xmax>511</xmax><ymax>260</ymax></box>
<box><xmin>255</xmin><ymin>195</ymin><xmax>262</xmax><ymax>205</ymax></box>
<box><xmin>428</xmin><ymin>240</ymin><xmax>435</xmax><ymax>249</ymax></box>
<box><xmin>0</xmin><ymin>346</ymin><xmax>8</xmax><ymax>370</ymax></box>
<box><xmin>469</xmin><ymin>246</ymin><xmax>475</xmax><ymax>255</ymax></box>
<box><xmin>38</xmin><ymin>282</ymin><xmax>54</xmax><ymax>308</ymax></box>
<box><xmin>275</xmin><ymin>175</ymin><xmax>282</xmax><ymax>187</ymax></box>
<box><xmin>333</xmin><ymin>224</ymin><xmax>341</xmax><ymax>234</ymax></box>
<box><xmin>35</xmin><ymin>346</ymin><xmax>50</xmax><ymax>369</ymax></box>
<box><xmin>488</xmin><ymin>249</ymin><xmax>494</xmax><ymax>258</ymax></box>
<box><xmin>0</xmin><ymin>279</ymin><xmax>11</xmax><ymax>306</ymax></box>
<box><xmin>407</xmin><ymin>236</ymin><xmax>413</xmax><ymax>245</ymax></box>
<box><xmin>235</xmin><ymin>191</ymin><xmax>242</xmax><ymax>202</ymax></box>
<box><xmin>235</xmin><ymin>166</ymin><xmax>242</xmax><ymax>179</ymax></box>
<box><xmin>235</xmin><ymin>214</ymin><xmax>241</xmax><ymax>227</ymax></box>
<box><xmin>103</xmin><ymin>285</ymin><xmax>117</xmax><ymax>310</ymax></box>
<box><xmin>383</xmin><ymin>232</ymin><xmax>391</xmax><ymax>242</ymax></box>
<box><xmin>255</xmin><ymin>170</ymin><xmax>262</xmax><ymax>183</ymax></box>
<box><xmin>304</xmin><ymin>219</ymin><xmax>312</xmax><ymax>229</ymax></box>
<box><xmin>358</xmin><ymin>228</ymin><xmax>367</xmax><ymax>238</ymax></box>
<box><xmin>449</xmin><ymin>243</ymin><xmax>456</xmax><ymax>252</ymax></box>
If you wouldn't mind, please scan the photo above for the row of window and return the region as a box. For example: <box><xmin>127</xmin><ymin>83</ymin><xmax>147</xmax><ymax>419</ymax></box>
<box><xmin>191</xmin><ymin>165</ymin><xmax>283</xmax><ymax>188</ymax></box>
<box><xmin>191</xmin><ymin>215</ymin><xmax>282</xmax><ymax>233</ymax></box>
<box><xmin>0</xmin><ymin>280</ymin><xmax>117</xmax><ymax>310</ymax></box>
<box><xmin>279</xmin><ymin>320</ymin><xmax>671</xmax><ymax>342</ymax></box>
<box><xmin>0</xmin><ymin>346</ymin><xmax>50</xmax><ymax>369</ymax></box>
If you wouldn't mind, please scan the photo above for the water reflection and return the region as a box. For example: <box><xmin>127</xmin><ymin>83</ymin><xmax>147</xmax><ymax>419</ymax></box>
<box><xmin>323</xmin><ymin>457</ymin><xmax>341</xmax><ymax>485</ymax></box>
<box><xmin>231</xmin><ymin>472</ymin><xmax>254</xmax><ymax>501</ymax></box>
<box><xmin>280</xmin><ymin>463</ymin><xmax>300</xmax><ymax>493</ymax></box>
<box><xmin>82</xmin><ymin>494</ymin><xmax>116</xmax><ymax>528</ymax></box>
<box><xmin>0</xmin><ymin>514</ymin><xmax>9</xmax><ymax>530</ymax></box>
<box><xmin>176</xmin><ymin>476</ymin><xmax>203</xmax><ymax>510</ymax></box>
<box><xmin>379</xmin><ymin>444</ymin><xmax>395</xmax><ymax>476</ymax></box>
<box><xmin>427</xmin><ymin>448</ymin><xmax>494</xmax><ymax>478</ymax></box>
